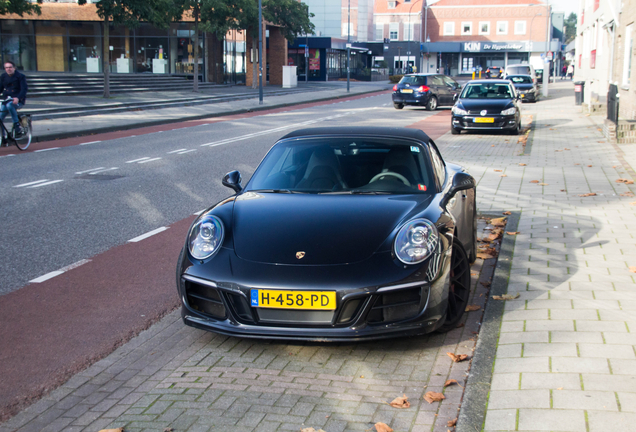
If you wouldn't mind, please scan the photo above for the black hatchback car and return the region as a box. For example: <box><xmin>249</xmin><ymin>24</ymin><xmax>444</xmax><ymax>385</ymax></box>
<box><xmin>392</xmin><ymin>74</ymin><xmax>461</xmax><ymax>111</ymax></box>
<box><xmin>507</xmin><ymin>74</ymin><xmax>539</xmax><ymax>102</ymax></box>
<box><xmin>451</xmin><ymin>79</ymin><xmax>522</xmax><ymax>135</ymax></box>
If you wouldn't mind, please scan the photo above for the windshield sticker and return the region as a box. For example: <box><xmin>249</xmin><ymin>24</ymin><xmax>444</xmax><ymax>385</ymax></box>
<box><xmin>418</xmin><ymin>184</ymin><xmax>427</xmax><ymax>191</ymax></box>
<box><xmin>411</xmin><ymin>146</ymin><xmax>420</xmax><ymax>153</ymax></box>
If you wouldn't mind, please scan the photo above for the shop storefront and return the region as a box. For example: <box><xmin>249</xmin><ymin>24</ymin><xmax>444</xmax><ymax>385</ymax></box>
<box><xmin>0</xmin><ymin>19</ymin><xmax>205</xmax><ymax>77</ymax></box>
<box><xmin>422</xmin><ymin>41</ymin><xmax>539</xmax><ymax>76</ymax></box>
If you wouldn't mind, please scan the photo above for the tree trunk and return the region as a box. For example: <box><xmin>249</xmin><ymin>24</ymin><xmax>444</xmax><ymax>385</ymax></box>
<box><xmin>103</xmin><ymin>15</ymin><xmax>110</xmax><ymax>98</ymax></box>
<box><xmin>252</xmin><ymin>35</ymin><xmax>257</xmax><ymax>89</ymax></box>
<box><xmin>193</xmin><ymin>8</ymin><xmax>199</xmax><ymax>93</ymax></box>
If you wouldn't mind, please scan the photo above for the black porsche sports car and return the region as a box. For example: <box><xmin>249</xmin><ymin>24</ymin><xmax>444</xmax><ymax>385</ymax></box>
<box><xmin>176</xmin><ymin>127</ymin><xmax>477</xmax><ymax>341</ymax></box>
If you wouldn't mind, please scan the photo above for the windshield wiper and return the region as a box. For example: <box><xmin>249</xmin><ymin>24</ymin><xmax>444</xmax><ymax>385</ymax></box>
<box><xmin>320</xmin><ymin>190</ymin><xmax>391</xmax><ymax>195</ymax></box>
<box><xmin>249</xmin><ymin>189</ymin><xmax>304</xmax><ymax>194</ymax></box>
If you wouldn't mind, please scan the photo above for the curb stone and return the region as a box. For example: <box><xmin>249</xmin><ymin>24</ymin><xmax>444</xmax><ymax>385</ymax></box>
<box><xmin>456</xmin><ymin>211</ymin><xmax>520</xmax><ymax>432</ymax></box>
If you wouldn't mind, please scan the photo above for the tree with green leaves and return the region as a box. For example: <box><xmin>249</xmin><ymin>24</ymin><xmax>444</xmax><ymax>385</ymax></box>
<box><xmin>77</xmin><ymin>0</ymin><xmax>173</xmax><ymax>98</ymax></box>
<box><xmin>0</xmin><ymin>0</ymin><xmax>42</xmax><ymax>17</ymax></box>
<box><xmin>564</xmin><ymin>12</ymin><xmax>577</xmax><ymax>44</ymax></box>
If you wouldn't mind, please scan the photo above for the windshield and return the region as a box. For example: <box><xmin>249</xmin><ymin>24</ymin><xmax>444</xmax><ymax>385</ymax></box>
<box><xmin>399</xmin><ymin>76</ymin><xmax>427</xmax><ymax>86</ymax></box>
<box><xmin>509</xmin><ymin>75</ymin><xmax>533</xmax><ymax>84</ymax></box>
<box><xmin>460</xmin><ymin>83</ymin><xmax>514</xmax><ymax>99</ymax></box>
<box><xmin>247</xmin><ymin>137</ymin><xmax>436</xmax><ymax>194</ymax></box>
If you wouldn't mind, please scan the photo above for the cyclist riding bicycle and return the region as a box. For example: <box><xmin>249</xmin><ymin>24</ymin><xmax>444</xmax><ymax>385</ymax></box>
<box><xmin>0</xmin><ymin>60</ymin><xmax>28</xmax><ymax>138</ymax></box>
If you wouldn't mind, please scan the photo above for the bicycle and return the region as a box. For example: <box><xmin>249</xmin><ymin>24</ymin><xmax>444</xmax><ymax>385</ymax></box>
<box><xmin>0</xmin><ymin>97</ymin><xmax>32</xmax><ymax>151</ymax></box>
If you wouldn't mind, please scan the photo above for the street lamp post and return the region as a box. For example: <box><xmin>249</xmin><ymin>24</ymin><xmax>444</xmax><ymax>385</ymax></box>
<box><xmin>407</xmin><ymin>0</ymin><xmax>422</xmax><ymax>74</ymax></box>
<box><xmin>258</xmin><ymin>0</ymin><xmax>263</xmax><ymax>104</ymax></box>
<box><xmin>346</xmin><ymin>0</ymin><xmax>350</xmax><ymax>92</ymax></box>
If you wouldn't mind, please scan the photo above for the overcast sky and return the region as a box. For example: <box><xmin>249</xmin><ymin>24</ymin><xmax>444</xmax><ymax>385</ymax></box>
<box><xmin>548</xmin><ymin>0</ymin><xmax>578</xmax><ymax>16</ymax></box>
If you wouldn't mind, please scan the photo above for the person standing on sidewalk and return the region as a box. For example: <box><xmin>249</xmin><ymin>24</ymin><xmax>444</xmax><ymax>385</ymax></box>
<box><xmin>0</xmin><ymin>61</ymin><xmax>28</xmax><ymax>136</ymax></box>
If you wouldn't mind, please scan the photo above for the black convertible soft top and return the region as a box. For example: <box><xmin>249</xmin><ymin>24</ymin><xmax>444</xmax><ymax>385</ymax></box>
<box><xmin>280</xmin><ymin>127</ymin><xmax>431</xmax><ymax>143</ymax></box>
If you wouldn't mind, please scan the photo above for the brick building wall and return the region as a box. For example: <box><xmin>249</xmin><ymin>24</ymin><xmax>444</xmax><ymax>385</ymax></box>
<box><xmin>427</xmin><ymin>1</ymin><xmax>549</xmax><ymax>43</ymax></box>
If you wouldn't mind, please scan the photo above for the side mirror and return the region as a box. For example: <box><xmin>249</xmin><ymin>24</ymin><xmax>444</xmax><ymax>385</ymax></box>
<box><xmin>441</xmin><ymin>172</ymin><xmax>475</xmax><ymax>207</ymax></box>
<box><xmin>222</xmin><ymin>170</ymin><xmax>242</xmax><ymax>193</ymax></box>
<box><xmin>453</xmin><ymin>93</ymin><xmax>458</xmax><ymax>101</ymax></box>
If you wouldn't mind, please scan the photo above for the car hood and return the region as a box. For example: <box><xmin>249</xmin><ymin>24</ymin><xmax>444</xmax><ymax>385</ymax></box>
<box><xmin>232</xmin><ymin>192</ymin><xmax>431</xmax><ymax>265</ymax></box>
<box><xmin>458</xmin><ymin>98</ymin><xmax>514</xmax><ymax>112</ymax></box>
<box><xmin>514</xmin><ymin>84</ymin><xmax>534</xmax><ymax>90</ymax></box>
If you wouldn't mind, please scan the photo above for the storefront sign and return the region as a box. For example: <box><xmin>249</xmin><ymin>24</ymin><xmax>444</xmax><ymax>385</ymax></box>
<box><xmin>462</xmin><ymin>42</ymin><xmax>529</xmax><ymax>52</ymax></box>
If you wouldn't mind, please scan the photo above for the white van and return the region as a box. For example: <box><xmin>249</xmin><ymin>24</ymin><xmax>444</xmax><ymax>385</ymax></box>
<box><xmin>504</xmin><ymin>64</ymin><xmax>537</xmax><ymax>83</ymax></box>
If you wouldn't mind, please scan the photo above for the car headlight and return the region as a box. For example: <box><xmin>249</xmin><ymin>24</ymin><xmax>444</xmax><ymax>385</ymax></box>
<box><xmin>394</xmin><ymin>219</ymin><xmax>439</xmax><ymax>264</ymax></box>
<box><xmin>188</xmin><ymin>215</ymin><xmax>225</xmax><ymax>260</ymax></box>
<box><xmin>452</xmin><ymin>106</ymin><xmax>468</xmax><ymax>115</ymax></box>
<box><xmin>501</xmin><ymin>107</ymin><xmax>516</xmax><ymax>115</ymax></box>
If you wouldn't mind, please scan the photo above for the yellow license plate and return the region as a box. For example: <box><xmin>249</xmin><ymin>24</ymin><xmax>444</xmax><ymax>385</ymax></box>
<box><xmin>474</xmin><ymin>117</ymin><xmax>495</xmax><ymax>123</ymax></box>
<box><xmin>250</xmin><ymin>289</ymin><xmax>336</xmax><ymax>310</ymax></box>
<box><xmin>401</xmin><ymin>89</ymin><xmax>414</xmax><ymax>93</ymax></box>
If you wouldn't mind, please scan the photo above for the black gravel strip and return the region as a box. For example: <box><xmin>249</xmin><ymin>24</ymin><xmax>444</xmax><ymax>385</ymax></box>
<box><xmin>456</xmin><ymin>211</ymin><xmax>520</xmax><ymax>432</ymax></box>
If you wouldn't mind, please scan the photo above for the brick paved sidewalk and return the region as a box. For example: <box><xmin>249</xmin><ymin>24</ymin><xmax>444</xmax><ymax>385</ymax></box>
<box><xmin>439</xmin><ymin>81</ymin><xmax>636</xmax><ymax>432</ymax></box>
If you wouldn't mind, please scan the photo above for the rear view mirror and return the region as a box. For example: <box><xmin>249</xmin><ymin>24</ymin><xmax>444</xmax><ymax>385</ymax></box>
<box><xmin>453</xmin><ymin>94</ymin><xmax>458</xmax><ymax>101</ymax></box>
<box><xmin>222</xmin><ymin>170</ymin><xmax>243</xmax><ymax>193</ymax></box>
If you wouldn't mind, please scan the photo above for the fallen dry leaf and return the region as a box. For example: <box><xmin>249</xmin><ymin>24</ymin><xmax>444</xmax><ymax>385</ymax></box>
<box><xmin>501</xmin><ymin>174</ymin><xmax>508</xmax><ymax>177</ymax></box>
<box><xmin>518</xmin><ymin>163</ymin><xmax>527</xmax><ymax>166</ymax></box>
<box><xmin>476</xmin><ymin>252</ymin><xmax>496</xmax><ymax>259</ymax></box>
<box><xmin>480</xmin><ymin>281</ymin><xmax>491</xmax><ymax>287</ymax></box>
<box><xmin>629</xmin><ymin>266</ymin><xmax>636</xmax><ymax>273</ymax></box>
<box><xmin>389</xmin><ymin>394</ymin><xmax>411</xmax><ymax>409</ymax></box>
<box><xmin>471</xmin><ymin>272</ymin><xmax>478</xmax><ymax>276</ymax></box>
<box><xmin>374</xmin><ymin>422</ymin><xmax>393</xmax><ymax>432</ymax></box>
<box><xmin>164</xmin><ymin>429</ymin><xmax>174</xmax><ymax>432</ymax></box>
<box><xmin>448</xmin><ymin>418</ymin><xmax>457</xmax><ymax>427</ymax></box>
<box><xmin>587</xmin><ymin>165</ymin><xmax>593</xmax><ymax>167</ymax></box>
<box><xmin>613</xmin><ymin>165</ymin><xmax>619</xmax><ymax>168</ymax></box>
<box><xmin>491</xmin><ymin>144</ymin><xmax>495</xmax><ymax>147</ymax></box>
<box><xmin>616</xmin><ymin>178</ymin><xmax>635</xmax><ymax>184</ymax></box>
<box><xmin>557</xmin><ymin>387</ymin><xmax>564</xmax><ymax>390</ymax></box>
<box><xmin>424</xmin><ymin>391</ymin><xmax>446</xmax><ymax>404</ymax></box>
<box><xmin>631</xmin><ymin>201</ymin><xmax>636</xmax><ymax>206</ymax></box>
<box><xmin>503</xmin><ymin>211</ymin><xmax>512</xmax><ymax>215</ymax></box>
<box><xmin>465</xmin><ymin>305</ymin><xmax>481</xmax><ymax>312</ymax></box>
<box><xmin>444</xmin><ymin>379</ymin><xmax>459</xmax><ymax>387</ymax></box>
<box><xmin>494</xmin><ymin>169</ymin><xmax>503</xmax><ymax>172</ymax></box>
<box><xmin>560</xmin><ymin>189</ymin><xmax>567</xmax><ymax>192</ymax></box>
<box><xmin>539</xmin><ymin>183</ymin><xmax>549</xmax><ymax>186</ymax></box>
<box><xmin>492</xmin><ymin>293</ymin><xmax>521</xmax><ymax>300</ymax></box>
<box><xmin>490</xmin><ymin>217</ymin><xmax>507</xmax><ymax>227</ymax></box>
<box><xmin>447</xmin><ymin>352</ymin><xmax>469</xmax><ymax>362</ymax></box>
<box><xmin>549</xmin><ymin>128</ymin><xmax>554</xmax><ymax>130</ymax></box>
<box><xmin>564</xmin><ymin>148</ymin><xmax>570</xmax><ymax>150</ymax></box>
<box><xmin>456</xmin><ymin>322</ymin><xmax>465</xmax><ymax>328</ymax></box>
<box><xmin>529</xmin><ymin>180</ymin><xmax>539</xmax><ymax>183</ymax></box>
<box><xmin>579</xmin><ymin>193</ymin><xmax>597</xmax><ymax>197</ymax></box>
<box><xmin>621</xmin><ymin>192</ymin><xmax>634</xmax><ymax>197</ymax></box>
<box><xmin>506</xmin><ymin>231</ymin><xmax>520</xmax><ymax>235</ymax></box>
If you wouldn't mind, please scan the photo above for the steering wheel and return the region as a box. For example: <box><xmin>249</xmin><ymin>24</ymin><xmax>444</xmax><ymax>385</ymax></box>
<box><xmin>369</xmin><ymin>171</ymin><xmax>411</xmax><ymax>186</ymax></box>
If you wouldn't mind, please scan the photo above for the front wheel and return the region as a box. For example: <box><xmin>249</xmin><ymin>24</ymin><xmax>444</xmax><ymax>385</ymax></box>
<box><xmin>15</xmin><ymin>121</ymin><xmax>32</xmax><ymax>151</ymax></box>
<box><xmin>509</xmin><ymin>122</ymin><xmax>520</xmax><ymax>136</ymax></box>
<box><xmin>437</xmin><ymin>240</ymin><xmax>471</xmax><ymax>332</ymax></box>
<box><xmin>426</xmin><ymin>96</ymin><xmax>437</xmax><ymax>111</ymax></box>
<box><xmin>393</xmin><ymin>103</ymin><xmax>404</xmax><ymax>110</ymax></box>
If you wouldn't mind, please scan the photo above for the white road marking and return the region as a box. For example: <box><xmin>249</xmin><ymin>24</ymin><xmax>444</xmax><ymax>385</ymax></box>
<box><xmin>138</xmin><ymin>157</ymin><xmax>162</xmax><ymax>164</ymax></box>
<box><xmin>168</xmin><ymin>149</ymin><xmax>187</xmax><ymax>154</ymax></box>
<box><xmin>30</xmin><ymin>271</ymin><xmax>65</xmax><ymax>283</ymax></box>
<box><xmin>79</xmin><ymin>140</ymin><xmax>102</xmax><ymax>146</ymax></box>
<box><xmin>128</xmin><ymin>226</ymin><xmax>168</xmax><ymax>243</ymax></box>
<box><xmin>89</xmin><ymin>167</ymin><xmax>118</xmax><ymax>174</ymax></box>
<box><xmin>58</xmin><ymin>259</ymin><xmax>91</xmax><ymax>272</ymax></box>
<box><xmin>126</xmin><ymin>157</ymin><xmax>151</xmax><ymax>163</ymax></box>
<box><xmin>177</xmin><ymin>149</ymin><xmax>196</xmax><ymax>154</ymax></box>
<box><xmin>29</xmin><ymin>259</ymin><xmax>92</xmax><ymax>283</ymax></box>
<box><xmin>75</xmin><ymin>167</ymin><xmax>105</xmax><ymax>175</ymax></box>
<box><xmin>34</xmin><ymin>147</ymin><xmax>60</xmax><ymax>153</ymax></box>
<box><xmin>200</xmin><ymin>113</ymin><xmax>356</xmax><ymax>148</ymax></box>
<box><xmin>15</xmin><ymin>179</ymin><xmax>49</xmax><ymax>188</ymax></box>
<box><xmin>28</xmin><ymin>180</ymin><xmax>64</xmax><ymax>188</ymax></box>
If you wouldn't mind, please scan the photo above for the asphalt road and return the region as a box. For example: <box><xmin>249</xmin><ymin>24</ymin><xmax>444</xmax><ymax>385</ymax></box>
<box><xmin>0</xmin><ymin>92</ymin><xmax>451</xmax><ymax>418</ymax></box>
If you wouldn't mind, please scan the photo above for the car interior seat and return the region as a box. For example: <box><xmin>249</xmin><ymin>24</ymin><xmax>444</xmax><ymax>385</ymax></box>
<box><xmin>378</xmin><ymin>147</ymin><xmax>420</xmax><ymax>185</ymax></box>
<box><xmin>296</xmin><ymin>147</ymin><xmax>346</xmax><ymax>191</ymax></box>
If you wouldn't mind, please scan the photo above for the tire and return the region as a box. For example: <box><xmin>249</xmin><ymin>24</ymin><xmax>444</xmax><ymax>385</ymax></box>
<box><xmin>426</xmin><ymin>96</ymin><xmax>437</xmax><ymax>111</ymax></box>
<box><xmin>451</xmin><ymin>127</ymin><xmax>460</xmax><ymax>135</ymax></box>
<box><xmin>393</xmin><ymin>103</ymin><xmax>404</xmax><ymax>110</ymax></box>
<box><xmin>15</xmin><ymin>116</ymin><xmax>32</xmax><ymax>151</ymax></box>
<box><xmin>509</xmin><ymin>122</ymin><xmax>520</xmax><ymax>135</ymax></box>
<box><xmin>437</xmin><ymin>240</ymin><xmax>472</xmax><ymax>332</ymax></box>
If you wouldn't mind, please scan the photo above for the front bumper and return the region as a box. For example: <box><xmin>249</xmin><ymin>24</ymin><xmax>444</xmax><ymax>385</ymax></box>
<box><xmin>177</xmin><ymin>245</ymin><xmax>451</xmax><ymax>341</ymax></box>
<box><xmin>518</xmin><ymin>92</ymin><xmax>536</xmax><ymax>102</ymax></box>
<box><xmin>452</xmin><ymin>114</ymin><xmax>517</xmax><ymax>131</ymax></box>
<box><xmin>392</xmin><ymin>91</ymin><xmax>431</xmax><ymax>106</ymax></box>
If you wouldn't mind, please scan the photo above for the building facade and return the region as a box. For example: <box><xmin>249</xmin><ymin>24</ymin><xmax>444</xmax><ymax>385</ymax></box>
<box><xmin>423</xmin><ymin>0</ymin><xmax>557</xmax><ymax>76</ymax></box>
<box><xmin>610</xmin><ymin>0</ymin><xmax>634</xmax><ymax>121</ymax></box>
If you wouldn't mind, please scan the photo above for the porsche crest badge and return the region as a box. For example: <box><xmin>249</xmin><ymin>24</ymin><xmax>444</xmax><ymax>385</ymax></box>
<box><xmin>296</xmin><ymin>251</ymin><xmax>306</xmax><ymax>259</ymax></box>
